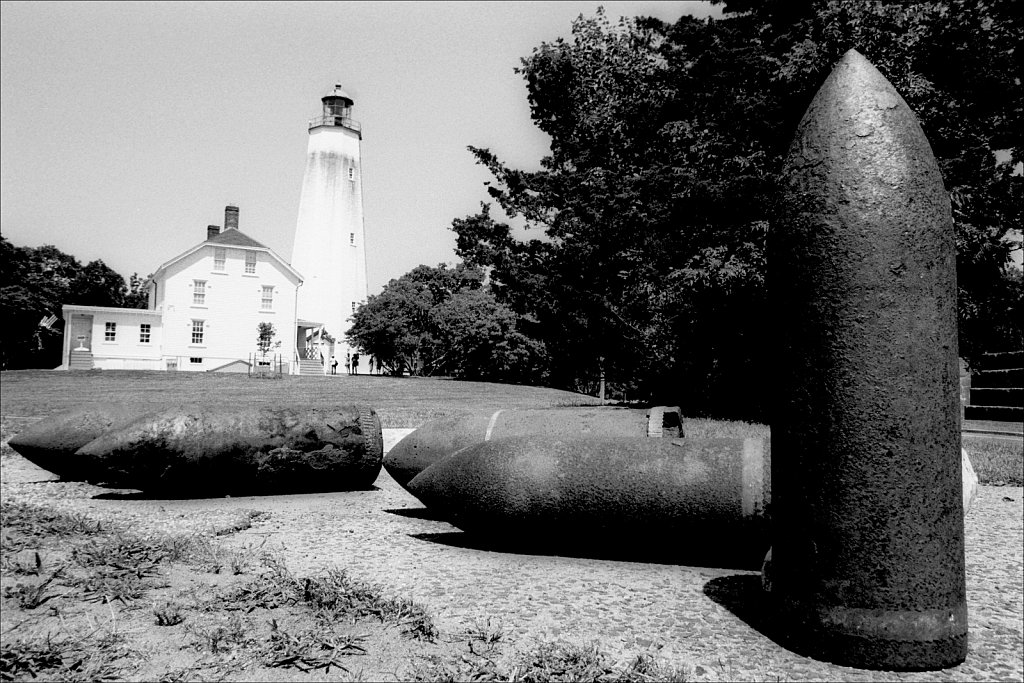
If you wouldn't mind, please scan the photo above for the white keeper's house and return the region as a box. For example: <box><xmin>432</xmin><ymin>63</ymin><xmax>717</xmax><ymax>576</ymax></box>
<box><xmin>60</xmin><ymin>205</ymin><xmax>328</xmax><ymax>375</ymax></box>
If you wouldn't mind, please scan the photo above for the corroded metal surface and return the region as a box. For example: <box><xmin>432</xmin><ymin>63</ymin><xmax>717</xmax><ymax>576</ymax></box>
<box><xmin>6</xmin><ymin>404</ymin><xmax>156</xmax><ymax>481</ymax></box>
<box><xmin>770</xmin><ymin>50</ymin><xmax>966</xmax><ymax>670</ymax></box>
<box><xmin>75</xmin><ymin>405</ymin><xmax>383</xmax><ymax>495</ymax></box>
<box><xmin>384</xmin><ymin>407</ymin><xmax>681</xmax><ymax>490</ymax></box>
<box><xmin>407</xmin><ymin>435</ymin><xmax>769</xmax><ymax>561</ymax></box>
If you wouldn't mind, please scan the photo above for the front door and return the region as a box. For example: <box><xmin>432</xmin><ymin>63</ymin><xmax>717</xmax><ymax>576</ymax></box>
<box><xmin>70</xmin><ymin>314</ymin><xmax>93</xmax><ymax>351</ymax></box>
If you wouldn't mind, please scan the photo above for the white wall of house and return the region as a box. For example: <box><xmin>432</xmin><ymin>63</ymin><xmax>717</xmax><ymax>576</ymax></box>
<box><xmin>155</xmin><ymin>244</ymin><xmax>300</xmax><ymax>372</ymax></box>
<box><xmin>62</xmin><ymin>305</ymin><xmax>164</xmax><ymax>370</ymax></box>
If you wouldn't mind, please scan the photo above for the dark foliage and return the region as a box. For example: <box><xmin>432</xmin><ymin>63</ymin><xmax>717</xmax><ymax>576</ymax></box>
<box><xmin>0</xmin><ymin>237</ymin><xmax>150</xmax><ymax>369</ymax></box>
<box><xmin>451</xmin><ymin>2</ymin><xmax>1023</xmax><ymax>418</ymax></box>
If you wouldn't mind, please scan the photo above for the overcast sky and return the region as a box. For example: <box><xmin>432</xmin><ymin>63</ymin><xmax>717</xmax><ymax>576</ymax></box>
<box><xmin>1</xmin><ymin>1</ymin><xmax>720</xmax><ymax>294</ymax></box>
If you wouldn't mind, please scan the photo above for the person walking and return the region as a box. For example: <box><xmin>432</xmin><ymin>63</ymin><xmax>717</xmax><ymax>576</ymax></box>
<box><xmin>352</xmin><ymin>353</ymin><xmax>360</xmax><ymax>375</ymax></box>
<box><xmin>367</xmin><ymin>355</ymin><xmax>375</xmax><ymax>375</ymax></box>
<box><xmin>330</xmin><ymin>355</ymin><xmax>338</xmax><ymax>375</ymax></box>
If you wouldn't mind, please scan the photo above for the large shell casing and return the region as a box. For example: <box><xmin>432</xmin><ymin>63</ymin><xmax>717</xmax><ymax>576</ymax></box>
<box><xmin>384</xmin><ymin>407</ymin><xmax>680</xmax><ymax>489</ymax></box>
<box><xmin>770</xmin><ymin>50</ymin><xmax>966</xmax><ymax>669</ymax></box>
<box><xmin>407</xmin><ymin>435</ymin><xmax>769</xmax><ymax>559</ymax></box>
<box><xmin>75</xmin><ymin>405</ymin><xmax>383</xmax><ymax>495</ymax></box>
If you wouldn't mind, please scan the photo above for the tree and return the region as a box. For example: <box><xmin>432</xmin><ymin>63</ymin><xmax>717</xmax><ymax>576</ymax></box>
<box><xmin>452</xmin><ymin>2</ymin><xmax>1022</xmax><ymax>418</ymax></box>
<box><xmin>122</xmin><ymin>273</ymin><xmax>152</xmax><ymax>309</ymax></box>
<box><xmin>256</xmin><ymin>322</ymin><xmax>280</xmax><ymax>356</ymax></box>
<box><xmin>0</xmin><ymin>237</ymin><xmax>147</xmax><ymax>369</ymax></box>
<box><xmin>345</xmin><ymin>263</ymin><xmax>546</xmax><ymax>381</ymax></box>
<box><xmin>454</xmin><ymin>8</ymin><xmax>772</xmax><ymax>415</ymax></box>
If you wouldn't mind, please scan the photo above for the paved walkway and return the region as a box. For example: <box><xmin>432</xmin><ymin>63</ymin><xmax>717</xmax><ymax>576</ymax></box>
<box><xmin>2</xmin><ymin>430</ymin><xmax>1021</xmax><ymax>681</ymax></box>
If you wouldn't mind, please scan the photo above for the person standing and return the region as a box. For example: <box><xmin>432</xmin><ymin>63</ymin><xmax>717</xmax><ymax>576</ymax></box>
<box><xmin>345</xmin><ymin>351</ymin><xmax>352</xmax><ymax>375</ymax></box>
<box><xmin>368</xmin><ymin>355</ymin><xmax>375</xmax><ymax>375</ymax></box>
<box><xmin>330</xmin><ymin>355</ymin><xmax>338</xmax><ymax>375</ymax></box>
<box><xmin>352</xmin><ymin>353</ymin><xmax>360</xmax><ymax>375</ymax></box>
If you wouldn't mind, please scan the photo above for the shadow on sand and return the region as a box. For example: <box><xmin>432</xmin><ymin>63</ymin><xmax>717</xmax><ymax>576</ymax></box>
<box><xmin>91</xmin><ymin>485</ymin><xmax>382</xmax><ymax>501</ymax></box>
<box><xmin>702</xmin><ymin>574</ymin><xmax>821</xmax><ymax>660</ymax></box>
<box><xmin>407</xmin><ymin>523</ymin><xmax>766</xmax><ymax>571</ymax></box>
<box><xmin>382</xmin><ymin>506</ymin><xmax>450</xmax><ymax>522</ymax></box>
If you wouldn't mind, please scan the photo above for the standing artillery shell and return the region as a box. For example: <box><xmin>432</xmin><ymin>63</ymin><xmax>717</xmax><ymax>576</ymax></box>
<box><xmin>384</xmin><ymin>406</ymin><xmax>681</xmax><ymax>489</ymax></box>
<box><xmin>770</xmin><ymin>50</ymin><xmax>966</xmax><ymax>670</ymax></box>
<box><xmin>75</xmin><ymin>405</ymin><xmax>383</xmax><ymax>495</ymax></box>
<box><xmin>407</xmin><ymin>435</ymin><xmax>769</xmax><ymax>562</ymax></box>
<box><xmin>6</xmin><ymin>404</ymin><xmax>158</xmax><ymax>481</ymax></box>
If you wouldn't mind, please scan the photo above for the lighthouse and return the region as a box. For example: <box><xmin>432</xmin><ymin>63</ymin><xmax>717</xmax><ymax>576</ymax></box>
<box><xmin>291</xmin><ymin>83</ymin><xmax>369</xmax><ymax>365</ymax></box>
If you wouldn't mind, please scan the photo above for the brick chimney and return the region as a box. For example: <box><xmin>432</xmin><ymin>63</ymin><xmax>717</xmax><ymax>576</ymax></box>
<box><xmin>207</xmin><ymin>225</ymin><xmax>220</xmax><ymax>240</ymax></box>
<box><xmin>225</xmin><ymin>205</ymin><xmax>239</xmax><ymax>231</ymax></box>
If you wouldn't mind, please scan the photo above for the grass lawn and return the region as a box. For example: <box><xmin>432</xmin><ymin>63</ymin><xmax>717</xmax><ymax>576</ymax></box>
<box><xmin>0</xmin><ymin>369</ymin><xmax>603</xmax><ymax>428</ymax></box>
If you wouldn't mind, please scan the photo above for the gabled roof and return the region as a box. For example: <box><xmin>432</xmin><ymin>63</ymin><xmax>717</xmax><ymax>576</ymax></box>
<box><xmin>207</xmin><ymin>229</ymin><xmax>268</xmax><ymax>249</ymax></box>
<box><xmin>151</xmin><ymin>229</ymin><xmax>302</xmax><ymax>283</ymax></box>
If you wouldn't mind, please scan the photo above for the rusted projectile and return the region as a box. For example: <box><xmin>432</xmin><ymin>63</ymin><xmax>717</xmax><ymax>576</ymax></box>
<box><xmin>407</xmin><ymin>435</ymin><xmax>769</xmax><ymax>560</ymax></box>
<box><xmin>7</xmin><ymin>404</ymin><xmax>158</xmax><ymax>481</ymax></box>
<box><xmin>770</xmin><ymin>50</ymin><xmax>966</xmax><ymax>670</ymax></box>
<box><xmin>76</xmin><ymin>405</ymin><xmax>383</xmax><ymax>495</ymax></box>
<box><xmin>384</xmin><ymin>406</ymin><xmax>681</xmax><ymax>490</ymax></box>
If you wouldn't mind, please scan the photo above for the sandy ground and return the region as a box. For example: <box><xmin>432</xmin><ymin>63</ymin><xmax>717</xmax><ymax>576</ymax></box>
<box><xmin>2</xmin><ymin>428</ymin><xmax>1022</xmax><ymax>681</ymax></box>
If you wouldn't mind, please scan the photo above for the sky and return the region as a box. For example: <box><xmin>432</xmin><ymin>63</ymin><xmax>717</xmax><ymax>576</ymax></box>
<box><xmin>1</xmin><ymin>1</ymin><xmax>721</xmax><ymax>295</ymax></box>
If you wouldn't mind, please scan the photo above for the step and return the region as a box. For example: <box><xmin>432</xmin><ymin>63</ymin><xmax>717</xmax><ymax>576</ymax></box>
<box><xmin>298</xmin><ymin>360</ymin><xmax>324</xmax><ymax>375</ymax></box>
<box><xmin>963</xmin><ymin>404</ymin><xmax>1024</xmax><ymax>423</ymax></box>
<box><xmin>971</xmin><ymin>368</ymin><xmax>1024</xmax><ymax>388</ymax></box>
<box><xmin>969</xmin><ymin>387</ymin><xmax>1024</xmax><ymax>408</ymax></box>
<box><xmin>978</xmin><ymin>351</ymin><xmax>1024</xmax><ymax>370</ymax></box>
<box><xmin>69</xmin><ymin>350</ymin><xmax>93</xmax><ymax>371</ymax></box>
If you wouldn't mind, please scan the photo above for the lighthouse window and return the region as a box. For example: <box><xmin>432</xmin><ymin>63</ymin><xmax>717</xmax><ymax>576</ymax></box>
<box><xmin>348</xmin><ymin>167</ymin><xmax>355</xmax><ymax>181</ymax></box>
<box><xmin>350</xmin><ymin>233</ymin><xmax>355</xmax><ymax>245</ymax></box>
<box><xmin>245</xmin><ymin>252</ymin><xmax>257</xmax><ymax>274</ymax></box>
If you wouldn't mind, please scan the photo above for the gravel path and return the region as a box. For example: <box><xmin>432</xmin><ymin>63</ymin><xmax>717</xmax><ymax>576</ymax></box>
<box><xmin>2</xmin><ymin>428</ymin><xmax>1021</xmax><ymax>682</ymax></box>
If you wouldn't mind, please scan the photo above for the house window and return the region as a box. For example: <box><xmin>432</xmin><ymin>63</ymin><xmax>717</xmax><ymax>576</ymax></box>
<box><xmin>351</xmin><ymin>302</ymin><xmax>356</xmax><ymax>313</ymax></box>
<box><xmin>261</xmin><ymin>286</ymin><xmax>274</xmax><ymax>311</ymax></box>
<box><xmin>139</xmin><ymin>323</ymin><xmax>151</xmax><ymax>343</ymax></box>
<box><xmin>245</xmin><ymin>252</ymin><xmax>257</xmax><ymax>274</ymax></box>
<box><xmin>104</xmin><ymin>322</ymin><xmax>116</xmax><ymax>342</ymax></box>
<box><xmin>348</xmin><ymin>167</ymin><xmax>355</xmax><ymax>181</ymax></box>
<box><xmin>189</xmin><ymin>357</ymin><xmax>203</xmax><ymax>365</ymax></box>
<box><xmin>191</xmin><ymin>319</ymin><xmax>205</xmax><ymax>345</ymax></box>
<box><xmin>193</xmin><ymin>280</ymin><xmax>206</xmax><ymax>305</ymax></box>
<box><xmin>350</xmin><ymin>233</ymin><xmax>355</xmax><ymax>245</ymax></box>
<box><xmin>214</xmin><ymin>248</ymin><xmax>226</xmax><ymax>271</ymax></box>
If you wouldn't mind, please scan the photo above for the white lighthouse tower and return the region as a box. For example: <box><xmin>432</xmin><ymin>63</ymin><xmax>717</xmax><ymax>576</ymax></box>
<box><xmin>291</xmin><ymin>83</ymin><xmax>368</xmax><ymax>365</ymax></box>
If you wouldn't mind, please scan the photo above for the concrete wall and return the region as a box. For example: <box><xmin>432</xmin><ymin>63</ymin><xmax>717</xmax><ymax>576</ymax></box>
<box><xmin>291</xmin><ymin>123</ymin><xmax>368</xmax><ymax>357</ymax></box>
<box><xmin>158</xmin><ymin>244</ymin><xmax>299</xmax><ymax>372</ymax></box>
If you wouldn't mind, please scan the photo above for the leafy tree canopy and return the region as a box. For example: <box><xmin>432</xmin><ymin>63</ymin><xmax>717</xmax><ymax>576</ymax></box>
<box><xmin>452</xmin><ymin>1</ymin><xmax>1022</xmax><ymax>418</ymax></box>
<box><xmin>345</xmin><ymin>263</ymin><xmax>546</xmax><ymax>382</ymax></box>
